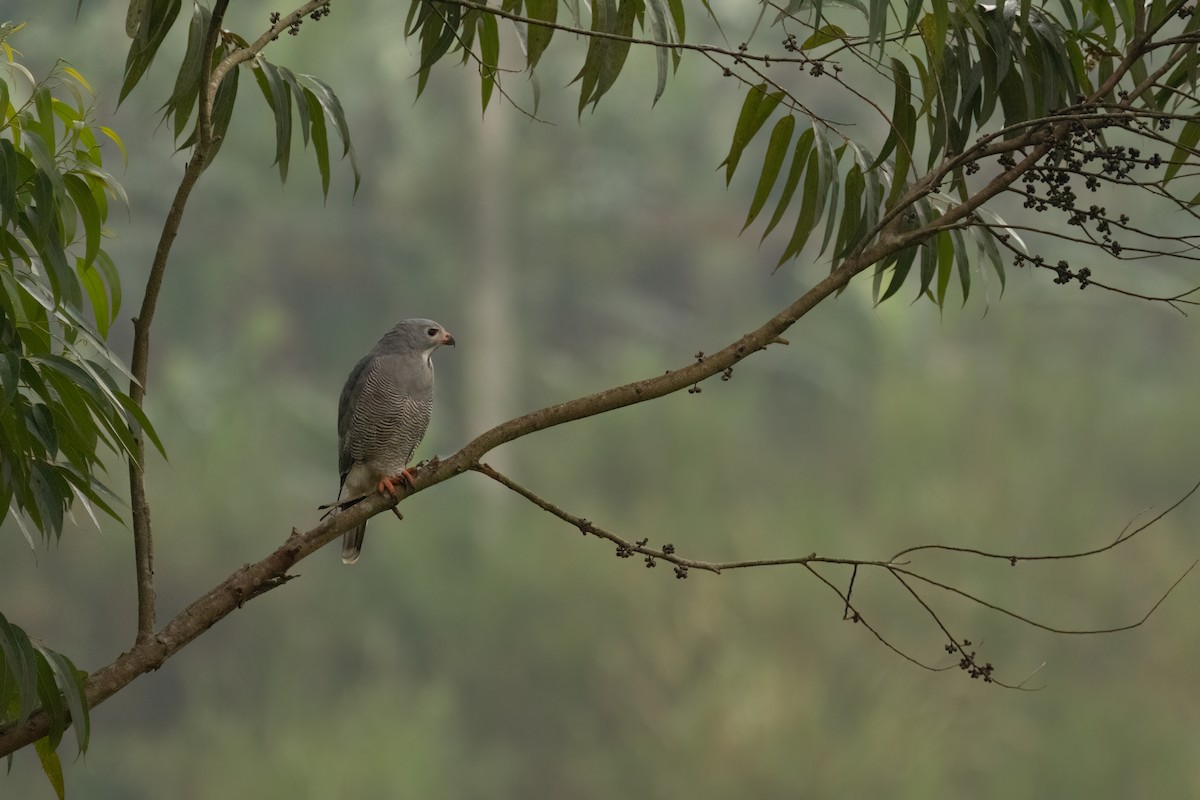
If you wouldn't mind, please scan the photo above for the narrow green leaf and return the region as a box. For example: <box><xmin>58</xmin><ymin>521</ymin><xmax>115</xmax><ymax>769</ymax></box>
<box><xmin>63</xmin><ymin>174</ymin><xmax>101</xmax><ymax>269</ymax></box>
<box><xmin>915</xmin><ymin>202</ymin><xmax>938</xmax><ymax>298</ymax></box>
<box><xmin>870</xmin><ymin>57</ymin><xmax>912</xmax><ymax>172</ymax></box>
<box><xmin>479</xmin><ymin>12</ymin><xmax>500</xmax><ymax>112</ymax></box>
<box><xmin>525</xmin><ymin>0</ymin><xmax>558</xmax><ymax>70</ymax></box>
<box><xmin>934</xmin><ymin>230</ymin><xmax>954</xmax><ymax>308</ymax></box>
<box><xmin>76</xmin><ymin>259</ymin><xmax>110</xmax><ymax>338</ymax></box>
<box><xmin>574</xmin><ymin>0</ymin><xmax>636</xmax><ymax>112</ymax></box>
<box><xmin>116</xmin><ymin>392</ymin><xmax>166</xmax><ymax>458</ymax></box>
<box><xmin>645</xmin><ymin>0</ymin><xmax>672</xmax><ymax>104</ymax></box>
<box><xmin>667</xmin><ymin>0</ymin><xmax>686</xmax><ymax>43</ymax></box>
<box><xmin>302</xmin><ymin>74</ymin><xmax>360</xmax><ymax>193</ymax></box>
<box><xmin>0</xmin><ymin>612</ymin><xmax>38</xmax><ymax>723</ymax></box>
<box><xmin>743</xmin><ymin>114</ymin><xmax>796</xmax><ymax>231</ymax></box>
<box><xmin>93</xmin><ymin>249</ymin><xmax>122</xmax><ymax>323</ymax></box>
<box><xmin>1164</xmin><ymin>118</ymin><xmax>1200</xmax><ymax>184</ymax></box>
<box><xmin>721</xmin><ymin>84</ymin><xmax>785</xmax><ymax>185</ymax></box>
<box><xmin>304</xmin><ymin>89</ymin><xmax>331</xmax><ymax>199</ymax></box>
<box><xmin>415</xmin><ymin>3</ymin><xmax>463</xmax><ymax>98</ymax></box>
<box><xmin>762</xmin><ymin>127</ymin><xmax>814</xmax><ymax>241</ymax></box>
<box><xmin>21</xmin><ymin>130</ymin><xmax>66</xmax><ymax>204</ymax></box>
<box><xmin>40</xmin><ymin>647</ymin><xmax>89</xmax><ymax>754</ymax></box>
<box><xmin>162</xmin><ymin>1</ymin><xmax>209</xmax><ymax>140</ymax></box>
<box><xmin>34</xmin><ymin>735</ymin><xmax>65</xmax><ymax>800</ymax></box>
<box><xmin>120</xmin><ymin>0</ymin><xmax>183</xmax><ymax>103</ymax></box>
<box><xmin>253</xmin><ymin>59</ymin><xmax>292</xmax><ymax>182</ymax></box>
<box><xmin>802</xmin><ymin>24</ymin><xmax>846</xmax><ymax>50</ymax></box>
<box><xmin>777</xmin><ymin>149</ymin><xmax>823</xmax><ymax>265</ymax></box>
<box><xmin>878</xmin><ymin>244</ymin><xmax>917</xmax><ymax>303</ymax></box>
<box><xmin>0</xmin><ymin>140</ymin><xmax>18</xmax><ymax>228</ymax></box>
<box><xmin>951</xmin><ymin>228</ymin><xmax>971</xmax><ymax>305</ymax></box>
<box><xmin>34</xmin><ymin>651</ymin><xmax>66</xmax><ymax>750</ymax></box>
<box><xmin>278</xmin><ymin>66</ymin><xmax>311</xmax><ymax>147</ymax></box>
<box><xmin>832</xmin><ymin>164</ymin><xmax>865</xmax><ymax>266</ymax></box>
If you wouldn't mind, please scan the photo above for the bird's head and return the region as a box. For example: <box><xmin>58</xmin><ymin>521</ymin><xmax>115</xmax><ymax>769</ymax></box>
<box><xmin>382</xmin><ymin>318</ymin><xmax>455</xmax><ymax>362</ymax></box>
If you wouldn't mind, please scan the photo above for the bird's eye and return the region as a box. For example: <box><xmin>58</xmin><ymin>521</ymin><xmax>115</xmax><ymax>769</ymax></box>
<box><xmin>427</xmin><ymin>327</ymin><xmax>438</xmax><ymax>337</ymax></box>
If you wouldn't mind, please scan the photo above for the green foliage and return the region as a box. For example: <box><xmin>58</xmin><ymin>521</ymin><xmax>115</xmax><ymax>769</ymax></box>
<box><xmin>0</xmin><ymin>25</ymin><xmax>154</xmax><ymax>544</ymax></box>
<box><xmin>136</xmin><ymin>1</ymin><xmax>360</xmax><ymax>196</ymax></box>
<box><xmin>1</xmin><ymin>610</ymin><xmax>89</xmax><ymax>798</ymax></box>
<box><xmin>402</xmin><ymin>0</ymin><xmax>1200</xmax><ymax>309</ymax></box>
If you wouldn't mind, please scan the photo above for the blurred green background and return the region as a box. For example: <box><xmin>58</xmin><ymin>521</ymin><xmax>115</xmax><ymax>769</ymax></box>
<box><xmin>3</xmin><ymin>2</ymin><xmax>1200</xmax><ymax>797</ymax></box>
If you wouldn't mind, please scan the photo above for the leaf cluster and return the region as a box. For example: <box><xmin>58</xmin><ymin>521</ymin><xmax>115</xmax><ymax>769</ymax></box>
<box><xmin>407</xmin><ymin>0</ymin><xmax>686</xmax><ymax>114</ymax></box>
<box><xmin>0</xmin><ymin>39</ymin><xmax>160</xmax><ymax>545</ymax></box>
<box><xmin>0</xmin><ymin>611</ymin><xmax>88</xmax><ymax>800</ymax></box>
<box><xmin>129</xmin><ymin>0</ymin><xmax>360</xmax><ymax>196</ymax></box>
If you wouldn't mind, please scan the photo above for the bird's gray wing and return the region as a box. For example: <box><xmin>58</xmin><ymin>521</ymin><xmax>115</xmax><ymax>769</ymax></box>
<box><xmin>337</xmin><ymin>353</ymin><xmax>374</xmax><ymax>489</ymax></box>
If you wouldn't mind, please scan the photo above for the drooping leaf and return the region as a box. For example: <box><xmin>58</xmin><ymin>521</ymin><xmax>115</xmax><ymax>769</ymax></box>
<box><xmin>39</xmin><ymin>646</ymin><xmax>89</xmax><ymax>754</ymax></box>
<box><xmin>305</xmin><ymin>88</ymin><xmax>331</xmax><ymax>199</ymax></box>
<box><xmin>479</xmin><ymin>12</ymin><xmax>500</xmax><ymax>112</ymax></box>
<box><xmin>762</xmin><ymin>127</ymin><xmax>814</xmax><ymax>241</ymax></box>
<box><xmin>302</xmin><ymin>74</ymin><xmax>360</xmax><ymax>193</ymax></box>
<box><xmin>1164</xmin><ymin>118</ymin><xmax>1200</xmax><ymax>184</ymax></box>
<box><xmin>253</xmin><ymin>58</ymin><xmax>293</xmax><ymax>182</ymax></box>
<box><xmin>721</xmin><ymin>84</ymin><xmax>785</xmax><ymax>185</ymax></box>
<box><xmin>120</xmin><ymin>0</ymin><xmax>183</xmax><ymax>103</ymax></box>
<box><xmin>525</xmin><ymin>0</ymin><xmax>558</xmax><ymax>70</ymax></box>
<box><xmin>161</xmin><ymin>1</ymin><xmax>211</xmax><ymax>140</ymax></box>
<box><xmin>33</xmin><ymin>735</ymin><xmax>65</xmax><ymax>800</ymax></box>
<box><xmin>0</xmin><ymin>612</ymin><xmax>38</xmax><ymax>723</ymax></box>
<box><xmin>743</xmin><ymin>114</ymin><xmax>796</xmax><ymax>231</ymax></box>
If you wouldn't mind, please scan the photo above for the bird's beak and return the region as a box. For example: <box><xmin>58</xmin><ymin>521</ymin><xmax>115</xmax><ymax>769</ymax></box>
<box><xmin>441</xmin><ymin>331</ymin><xmax>456</xmax><ymax>347</ymax></box>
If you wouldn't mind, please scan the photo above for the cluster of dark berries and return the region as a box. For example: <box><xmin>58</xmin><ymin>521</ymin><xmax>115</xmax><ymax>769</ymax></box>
<box><xmin>1012</xmin><ymin>126</ymin><xmax>1158</xmax><ymax>261</ymax></box>
<box><xmin>1011</xmin><ymin>253</ymin><xmax>1092</xmax><ymax>289</ymax></box>
<box><xmin>946</xmin><ymin>640</ymin><xmax>995</xmax><ymax>681</ymax></box>
<box><xmin>615</xmin><ymin>543</ymin><xmax>633</xmax><ymax>558</ymax></box>
<box><xmin>272</xmin><ymin>3</ymin><xmax>330</xmax><ymax>36</ymax></box>
<box><xmin>1051</xmin><ymin>261</ymin><xmax>1092</xmax><ymax>287</ymax></box>
<box><xmin>783</xmin><ymin>33</ymin><xmax>799</xmax><ymax>52</ymax></box>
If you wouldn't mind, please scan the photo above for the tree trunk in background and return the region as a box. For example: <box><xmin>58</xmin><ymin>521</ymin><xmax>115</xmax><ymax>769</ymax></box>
<box><xmin>464</xmin><ymin>90</ymin><xmax>516</xmax><ymax>537</ymax></box>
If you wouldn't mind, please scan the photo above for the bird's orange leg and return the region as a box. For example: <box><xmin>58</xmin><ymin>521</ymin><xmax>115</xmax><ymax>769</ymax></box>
<box><xmin>377</xmin><ymin>468</ymin><xmax>417</xmax><ymax>497</ymax></box>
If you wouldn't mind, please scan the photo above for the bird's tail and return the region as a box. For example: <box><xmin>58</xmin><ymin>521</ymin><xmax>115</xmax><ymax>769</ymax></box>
<box><xmin>341</xmin><ymin>521</ymin><xmax>367</xmax><ymax>564</ymax></box>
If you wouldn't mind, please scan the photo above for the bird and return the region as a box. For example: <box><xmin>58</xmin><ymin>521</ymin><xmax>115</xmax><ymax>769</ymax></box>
<box><xmin>335</xmin><ymin>318</ymin><xmax>455</xmax><ymax>564</ymax></box>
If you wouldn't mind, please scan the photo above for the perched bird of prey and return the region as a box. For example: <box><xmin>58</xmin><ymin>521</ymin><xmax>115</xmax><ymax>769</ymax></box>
<box><xmin>336</xmin><ymin>318</ymin><xmax>455</xmax><ymax>564</ymax></box>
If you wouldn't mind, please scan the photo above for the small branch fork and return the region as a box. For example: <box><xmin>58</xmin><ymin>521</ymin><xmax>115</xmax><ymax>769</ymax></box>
<box><xmin>472</xmin><ymin>463</ymin><xmax>1197</xmax><ymax>689</ymax></box>
<box><xmin>124</xmin><ymin>0</ymin><xmax>331</xmax><ymax>644</ymax></box>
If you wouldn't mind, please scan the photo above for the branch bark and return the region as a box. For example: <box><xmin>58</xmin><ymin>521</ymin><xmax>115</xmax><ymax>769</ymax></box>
<box><xmin>126</xmin><ymin>0</ymin><xmax>233</xmax><ymax>646</ymax></box>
